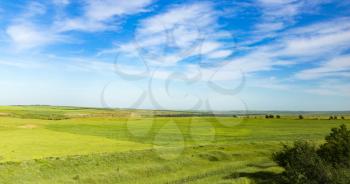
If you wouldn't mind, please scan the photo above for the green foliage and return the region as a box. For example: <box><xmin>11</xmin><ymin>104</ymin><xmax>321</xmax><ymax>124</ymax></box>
<box><xmin>276</xmin><ymin>115</ymin><xmax>281</xmax><ymax>119</ymax></box>
<box><xmin>298</xmin><ymin>115</ymin><xmax>304</xmax><ymax>119</ymax></box>
<box><xmin>273</xmin><ymin>141</ymin><xmax>333</xmax><ymax>184</ymax></box>
<box><xmin>318</xmin><ymin>124</ymin><xmax>350</xmax><ymax>167</ymax></box>
<box><xmin>273</xmin><ymin>125</ymin><xmax>350</xmax><ymax>184</ymax></box>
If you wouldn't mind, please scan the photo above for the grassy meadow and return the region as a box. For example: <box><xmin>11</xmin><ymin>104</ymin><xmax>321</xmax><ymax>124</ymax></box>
<box><xmin>0</xmin><ymin>106</ymin><xmax>349</xmax><ymax>183</ymax></box>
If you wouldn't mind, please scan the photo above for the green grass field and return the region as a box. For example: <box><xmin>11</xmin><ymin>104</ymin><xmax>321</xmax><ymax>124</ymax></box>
<box><xmin>0</xmin><ymin>106</ymin><xmax>349</xmax><ymax>183</ymax></box>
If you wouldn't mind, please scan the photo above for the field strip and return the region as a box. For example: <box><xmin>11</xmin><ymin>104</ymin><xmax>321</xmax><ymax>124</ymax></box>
<box><xmin>165</xmin><ymin>162</ymin><xmax>248</xmax><ymax>184</ymax></box>
<box><xmin>0</xmin><ymin>128</ymin><xmax>152</xmax><ymax>162</ymax></box>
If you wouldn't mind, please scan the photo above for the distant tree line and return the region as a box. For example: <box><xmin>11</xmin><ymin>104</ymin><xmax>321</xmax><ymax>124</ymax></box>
<box><xmin>265</xmin><ymin>114</ymin><xmax>282</xmax><ymax>119</ymax></box>
<box><xmin>155</xmin><ymin>113</ymin><xmax>236</xmax><ymax>117</ymax></box>
<box><xmin>329</xmin><ymin>116</ymin><xmax>346</xmax><ymax>120</ymax></box>
<box><xmin>264</xmin><ymin>114</ymin><xmax>347</xmax><ymax>120</ymax></box>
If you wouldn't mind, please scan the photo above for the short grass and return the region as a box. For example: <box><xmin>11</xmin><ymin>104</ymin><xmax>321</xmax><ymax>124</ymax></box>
<box><xmin>0</xmin><ymin>106</ymin><xmax>349</xmax><ymax>183</ymax></box>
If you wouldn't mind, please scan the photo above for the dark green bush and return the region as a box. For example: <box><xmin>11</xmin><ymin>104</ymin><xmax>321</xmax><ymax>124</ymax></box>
<box><xmin>273</xmin><ymin>141</ymin><xmax>333</xmax><ymax>184</ymax></box>
<box><xmin>273</xmin><ymin>124</ymin><xmax>350</xmax><ymax>184</ymax></box>
<box><xmin>318</xmin><ymin>124</ymin><xmax>350</xmax><ymax>167</ymax></box>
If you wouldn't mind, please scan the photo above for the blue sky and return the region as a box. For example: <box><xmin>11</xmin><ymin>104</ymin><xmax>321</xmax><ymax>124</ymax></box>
<box><xmin>0</xmin><ymin>0</ymin><xmax>350</xmax><ymax>111</ymax></box>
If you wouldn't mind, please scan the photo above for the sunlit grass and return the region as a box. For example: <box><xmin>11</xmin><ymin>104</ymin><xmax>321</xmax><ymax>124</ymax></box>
<box><xmin>0</xmin><ymin>106</ymin><xmax>349</xmax><ymax>183</ymax></box>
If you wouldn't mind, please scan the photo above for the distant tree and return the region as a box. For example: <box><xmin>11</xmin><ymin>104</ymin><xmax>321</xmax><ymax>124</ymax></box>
<box><xmin>276</xmin><ymin>115</ymin><xmax>281</xmax><ymax>119</ymax></box>
<box><xmin>334</xmin><ymin>116</ymin><xmax>338</xmax><ymax>120</ymax></box>
<box><xmin>265</xmin><ymin>115</ymin><xmax>269</xmax><ymax>119</ymax></box>
<box><xmin>232</xmin><ymin>115</ymin><xmax>237</xmax><ymax>118</ymax></box>
<box><xmin>299</xmin><ymin>115</ymin><xmax>304</xmax><ymax>119</ymax></box>
<box><xmin>269</xmin><ymin>114</ymin><xmax>274</xmax><ymax>119</ymax></box>
<box><xmin>342</xmin><ymin>116</ymin><xmax>345</xmax><ymax>120</ymax></box>
<box><xmin>329</xmin><ymin>116</ymin><xmax>334</xmax><ymax>120</ymax></box>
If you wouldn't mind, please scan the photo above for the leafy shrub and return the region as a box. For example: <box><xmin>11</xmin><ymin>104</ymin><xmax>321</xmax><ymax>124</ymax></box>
<box><xmin>273</xmin><ymin>124</ymin><xmax>350</xmax><ymax>184</ymax></box>
<box><xmin>318</xmin><ymin>124</ymin><xmax>350</xmax><ymax>167</ymax></box>
<box><xmin>273</xmin><ymin>141</ymin><xmax>333</xmax><ymax>184</ymax></box>
<box><xmin>298</xmin><ymin>115</ymin><xmax>304</xmax><ymax>119</ymax></box>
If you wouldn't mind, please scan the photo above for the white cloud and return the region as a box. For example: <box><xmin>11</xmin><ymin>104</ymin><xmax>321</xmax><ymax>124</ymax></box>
<box><xmin>296</xmin><ymin>55</ymin><xmax>350</xmax><ymax>79</ymax></box>
<box><xmin>154</xmin><ymin>17</ymin><xmax>350</xmax><ymax>84</ymax></box>
<box><xmin>110</xmin><ymin>2</ymin><xmax>234</xmax><ymax>67</ymax></box>
<box><xmin>138</xmin><ymin>2</ymin><xmax>215</xmax><ymax>35</ymax></box>
<box><xmin>106</xmin><ymin>3</ymin><xmax>350</xmax><ymax>83</ymax></box>
<box><xmin>256</xmin><ymin>0</ymin><xmax>301</xmax><ymax>31</ymax></box>
<box><xmin>200</xmin><ymin>41</ymin><xmax>222</xmax><ymax>54</ymax></box>
<box><xmin>0</xmin><ymin>59</ymin><xmax>43</xmax><ymax>69</ymax></box>
<box><xmin>6</xmin><ymin>0</ymin><xmax>155</xmax><ymax>49</ymax></box>
<box><xmin>254</xmin><ymin>22</ymin><xmax>285</xmax><ymax>32</ymax></box>
<box><xmin>55</xmin><ymin>0</ymin><xmax>153</xmax><ymax>32</ymax></box>
<box><xmin>6</xmin><ymin>24</ymin><xmax>62</xmax><ymax>49</ymax></box>
<box><xmin>260</xmin><ymin>0</ymin><xmax>300</xmax><ymax>18</ymax></box>
<box><xmin>207</xmin><ymin>50</ymin><xmax>232</xmax><ymax>59</ymax></box>
<box><xmin>238</xmin><ymin>18</ymin><xmax>350</xmax><ymax>68</ymax></box>
<box><xmin>85</xmin><ymin>0</ymin><xmax>152</xmax><ymax>21</ymax></box>
<box><xmin>52</xmin><ymin>0</ymin><xmax>70</xmax><ymax>6</ymax></box>
<box><xmin>249</xmin><ymin>76</ymin><xmax>292</xmax><ymax>90</ymax></box>
<box><xmin>304</xmin><ymin>81</ymin><xmax>350</xmax><ymax>97</ymax></box>
<box><xmin>279</xmin><ymin>22</ymin><xmax>350</xmax><ymax>57</ymax></box>
<box><xmin>25</xmin><ymin>1</ymin><xmax>47</xmax><ymax>17</ymax></box>
<box><xmin>246</xmin><ymin>0</ymin><xmax>333</xmax><ymax>45</ymax></box>
<box><xmin>54</xmin><ymin>18</ymin><xmax>111</xmax><ymax>32</ymax></box>
<box><xmin>5</xmin><ymin>2</ymin><xmax>61</xmax><ymax>49</ymax></box>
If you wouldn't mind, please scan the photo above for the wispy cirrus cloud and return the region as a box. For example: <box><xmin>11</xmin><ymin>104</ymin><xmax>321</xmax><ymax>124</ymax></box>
<box><xmin>296</xmin><ymin>55</ymin><xmax>350</xmax><ymax>79</ymax></box>
<box><xmin>304</xmin><ymin>79</ymin><xmax>350</xmax><ymax>96</ymax></box>
<box><xmin>107</xmin><ymin>2</ymin><xmax>234</xmax><ymax>67</ymax></box>
<box><xmin>55</xmin><ymin>0</ymin><xmax>154</xmax><ymax>32</ymax></box>
<box><xmin>5</xmin><ymin>2</ymin><xmax>62</xmax><ymax>50</ymax></box>
<box><xmin>246</xmin><ymin>0</ymin><xmax>333</xmax><ymax>44</ymax></box>
<box><xmin>278</xmin><ymin>18</ymin><xmax>350</xmax><ymax>58</ymax></box>
<box><xmin>97</xmin><ymin>1</ymin><xmax>349</xmax><ymax>88</ymax></box>
<box><xmin>5</xmin><ymin>0</ymin><xmax>155</xmax><ymax>49</ymax></box>
<box><xmin>6</xmin><ymin>23</ymin><xmax>65</xmax><ymax>50</ymax></box>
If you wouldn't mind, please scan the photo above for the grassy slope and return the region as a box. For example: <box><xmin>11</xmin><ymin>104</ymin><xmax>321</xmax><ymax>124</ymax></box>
<box><xmin>0</xmin><ymin>106</ymin><xmax>349</xmax><ymax>183</ymax></box>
